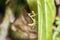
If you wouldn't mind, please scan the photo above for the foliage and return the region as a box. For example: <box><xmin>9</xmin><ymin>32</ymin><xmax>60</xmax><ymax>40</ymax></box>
<box><xmin>53</xmin><ymin>17</ymin><xmax>60</xmax><ymax>40</ymax></box>
<box><xmin>0</xmin><ymin>0</ymin><xmax>60</xmax><ymax>40</ymax></box>
<box><xmin>37</xmin><ymin>0</ymin><xmax>56</xmax><ymax>40</ymax></box>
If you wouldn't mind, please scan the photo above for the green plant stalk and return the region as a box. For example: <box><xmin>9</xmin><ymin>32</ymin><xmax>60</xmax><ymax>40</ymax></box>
<box><xmin>37</xmin><ymin>0</ymin><xmax>56</xmax><ymax>40</ymax></box>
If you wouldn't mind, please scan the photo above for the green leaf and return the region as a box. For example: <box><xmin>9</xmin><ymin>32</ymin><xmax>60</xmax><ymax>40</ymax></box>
<box><xmin>37</xmin><ymin>0</ymin><xmax>56</xmax><ymax>40</ymax></box>
<box><xmin>27</xmin><ymin>0</ymin><xmax>37</xmax><ymax>13</ymax></box>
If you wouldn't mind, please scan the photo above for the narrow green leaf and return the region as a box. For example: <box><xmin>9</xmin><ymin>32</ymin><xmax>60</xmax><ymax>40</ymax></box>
<box><xmin>37</xmin><ymin>0</ymin><xmax>56</xmax><ymax>40</ymax></box>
